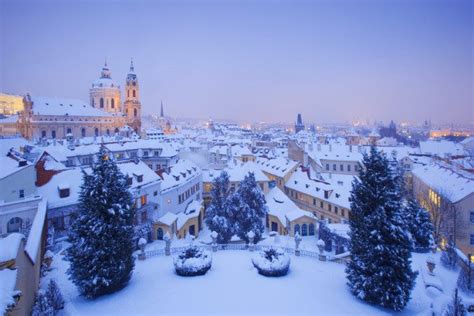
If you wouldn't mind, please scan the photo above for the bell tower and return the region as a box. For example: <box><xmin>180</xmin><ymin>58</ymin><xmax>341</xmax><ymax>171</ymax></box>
<box><xmin>123</xmin><ymin>58</ymin><xmax>142</xmax><ymax>132</ymax></box>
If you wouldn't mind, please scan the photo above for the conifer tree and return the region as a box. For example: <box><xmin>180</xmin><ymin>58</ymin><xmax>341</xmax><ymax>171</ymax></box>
<box><xmin>405</xmin><ymin>198</ymin><xmax>434</xmax><ymax>249</ymax></box>
<box><xmin>66</xmin><ymin>146</ymin><xmax>135</xmax><ymax>298</ymax></box>
<box><xmin>31</xmin><ymin>292</ymin><xmax>54</xmax><ymax>316</ymax></box>
<box><xmin>346</xmin><ymin>147</ymin><xmax>416</xmax><ymax>311</ymax></box>
<box><xmin>205</xmin><ymin>171</ymin><xmax>234</xmax><ymax>243</ymax></box>
<box><xmin>46</xmin><ymin>279</ymin><xmax>64</xmax><ymax>311</ymax></box>
<box><xmin>232</xmin><ymin>172</ymin><xmax>267</xmax><ymax>243</ymax></box>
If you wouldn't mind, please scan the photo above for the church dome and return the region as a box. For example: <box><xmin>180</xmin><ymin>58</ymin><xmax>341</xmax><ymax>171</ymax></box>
<box><xmin>91</xmin><ymin>62</ymin><xmax>120</xmax><ymax>89</ymax></box>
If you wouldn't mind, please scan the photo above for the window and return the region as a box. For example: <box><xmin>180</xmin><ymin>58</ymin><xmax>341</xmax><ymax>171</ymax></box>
<box><xmin>111</xmin><ymin>98</ymin><xmax>115</xmax><ymax>108</ymax></box>
<box><xmin>333</xmin><ymin>164</ymin><xmax>336</xmax><ymax>171</ymax></box>
<box><xmin>95</xmin><ymin>128</ymin><xmax>99</xmax><ymax>136</ymax></box>
<box><xmin>309</xmin><ymin>224</ymin><xmax>315</xmax><ymax>236</ymax></box>
<box><xmin>355</xmin><ymin>165</ymin><xmax>359</xmax><ymax>172</ymax></box>
<box><xmin>320</xmin><ymin>201</ymin><xmax>323</xmax><ymax>208</ymax></box>
<box><xmin>127</xmin><ymin>90</ymin><xmax>130</xmax><ymax>98</ymax></box>
<box><xmin>470</xmin><ymin>211</ymin><xmax>474</xmax><ymax>223</ymax></box>
<box><xmin>141</xmin><ymin>195</ymin><xmax>147</xmax><ymax>206</ymax></box>
<box><xmin>127</xmin><ymin>177</ymin><xmax>133</xmax><ymax>185</ymax></box>
<box><xmin>348</xmin><ymin>165</ymin><xmax>351</xmax><ymax>172</ymax></box>
<box><xmin>137</xmin><ymin>175</ymin><xmax>143</xmax><ymax>183</ymax></box>
<box><xmin>313</xmin><ymin>198</ymin><xmax>316</xmax><ymax>205</ymax></box>
<box><xmin>340</xmin><ymin>164</ymin><xmax>344</xmax><ymax>171</ymax></box>
<box><xmin>100</xmin><ymin>98</ymin><xmax>104</xmax><ymax>108</ymax></box>
<box><xmin>154</xmin><ymin>191</ymin><xmax>158</xmax><ymax>196</ymax></box>
<box><xmin>7</xmin><ymin>217</ymin><xmax>23</xmax><ymax>233</ymax></box>
<box><xmin>81</xmin><ymin>128</ymin><xmax>86</xmax><ymax>137</ymax></box>
<box><xmin>143</xmin><ymin>151</ymin><xmax>149</xmax><ymax>157</ymax></box>
<box><xmin>341</xmin><ymin>209</ymin><xmax>345</xmax><ymax>217</ymax></box>
<box><xmin>92</xmin><ymin>98</ymin><xmax>95</xmax><ymax>107</ymax></box>
<box><xmin>51</xmin><ymin>130</ymin><xmax>56</xmax><ymax>139</ymax></box>
<box><xmin>335</xmin><ymin>206</ymin><xmax>338</xmax><ymax>214</ymax></box>
<box><xmin>471</xmin><ymin>234</ymin><xmax>474</xmax><ymax>246</ymax></box>
<box><xmin>41</xmin><ymin>130</ymin><xmax>46</xmax><ymax>138</ymax></box>
<box><xmin>59</xmin><ymin>188</ymin><xmax>70</xmax><ymax>198</ymax></box>
<box><xmin>294</xmin><ymin>224</ymin><xmax>301</xmax><ymax>236</ymax></box>
<box><xmin>19</xmin><ymin>189</ymin><xmax>25</xmax><ymax>198</ymax></box>
<box><xmin>106</xmin><ymin>129</ymin><xmax>110</xmax><ymax>136</ymax></box>
<box><xmin>302</xmin><ymin>224</ymin><xmax>308</xmax><ymax>236</ymax></box>
<box><xmin>133</xmin><ymin>90</ymin><xmax>136</xmax><ymax>98</ymax></box>
<box><xmin>326</xmin><ymin>164</ymin><xmax>329</xmax><ymax>171</ymax></box>
<box><xmin>328</xmin><ymin>204</ymin><xmax>332</xmax><ymax>211</ymax></box>
<box><xmin>134</xmin><ymin>108</ymin><xmax>138</xmax><ymax>117</ymax></box>
<box><xmin>67</xmin><ymin>128</ymin><xmax>72</xmax><ymax>134</ymax></box>
<box><xmin>259</xmin><ymin>183</ymin><xmax>264</xmax><ymax>191</ymax></box>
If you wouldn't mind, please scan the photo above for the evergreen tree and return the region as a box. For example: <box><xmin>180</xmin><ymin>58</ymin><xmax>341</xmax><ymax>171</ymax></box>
<box><xmin>346</xmin><ymin>147</ymin><xmax>417</xmax><ymax>311</ymax></box>
<box><xmin>204</xmin><ymin>171</ymin><xmax>234</xmax><ymax>243</ymax></box>
<box><xmin>405</xmin><ymin>198</ymin><xmax>434</xmax><ymax>249</ymax></box>
<box><xmin>457</xmin><ymin>267</ymin><xmax>474</xmax><ymax>294</ymax></box>
<box><xmin>31</xmin><ymin>292</ymin><xmax>54</xmax><ymax>316</ymax></box>
<box><xmin>66</xmin><ymin>147</ymin><xmax>135</xmax><ymax>299</ymax></box>
<box><xmin>441</xmin><ymin>243</ymin><xmax>458</xmax><ymax>270</ymax></box>
<box><xmin>45</xmin><ymin>279</ymin><xmax>64</xmax><ymax>311</ymax></box>
<box><xmin>232</xmin><ymin>172</ymin><xmax>267</xmax><ymax>243</ymax></box>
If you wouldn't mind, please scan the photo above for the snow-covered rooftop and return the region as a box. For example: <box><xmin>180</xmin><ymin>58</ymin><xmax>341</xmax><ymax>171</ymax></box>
<box><xmin>419</xmin><ymin>140</ymin><xmax>466</xmax><ymax>157</ymax></box>
<box><xmin>266</xmin><ymin>187</ymin><xmax>315</xmax><ymax>224</ymax></box>
<box><xmin>160</xmin><ymin>159</ymin><xmax>201</xmax><ymax>192</ymax></box>
<box><xmin>0</xmin><ymin>233</ymin><xmax>24</xmax><ymax>263</ymax></box>
<box><xmin>0</xmin><ymin>156</ymin><xmax>29</xmax><ymax>180</ymax></box>
<box><xmin>30</xmin><ymin>96</ymin><xmax>114</xmax><ymax>117</ymax></box>
<box><xmin>256</xmin><ymin>157</ymin><xmax>299</xmax><ymax>178</ymax></box>
<box><xmin>412</xmin><ymin>162</ymin><xmax>474</xmax><ymax>203</ymax></box>
<box><xmin>0</xmin><ymin>269</ymin><xmax>17</xmax><ymax>315</ymax></box>
<box><xmin>157</xmin><ymin>212</ymin><xmax>178</xmax><ymax>225</ymax></box>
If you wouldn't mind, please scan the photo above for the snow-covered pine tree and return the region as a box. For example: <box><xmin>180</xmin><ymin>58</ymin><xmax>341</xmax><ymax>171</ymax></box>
<box><xmin>346</xmin><ymin>146</ymin><xmax>417</xmax><ymax>311</ymax></box>
<box><xmin>46</xmin><ymin>279</ymin><xmax>64</xmax><ymax>311</ymax></box>
<box><xmin>66</xmin><ymin>146</ymin><xmax>135</xmax><ymax>298</ymax></box>
<box><xmin>441</xmin><ymin>243</ymin><xmax>458</xmax><ymax>270</ymax></box>
<box><xmin>204</xmin><ymin>171</ymin><xmax>234</xmax><ymax>243</ymax></box>
<box><xmin>31</xmin><ymin>292</ymin><xmax>54</xmax><ymax>316</ymax></box>
<box><xmin>405</xmin><ymin>198</ymin><xmax>434</xmax><ymax>249</ymax></box>
<box><xmin>232</xmin><ymin>172</ymin><xmax>267</xmax><ymax>243</ymax></box>
<box><xmin>457</xmin><ymin>267</ymin><xmax>474</xmax><ymax>294</ymax></box>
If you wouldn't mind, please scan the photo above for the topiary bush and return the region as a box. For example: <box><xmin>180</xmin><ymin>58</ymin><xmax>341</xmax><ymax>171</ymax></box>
<box><xmin>173</xmin><ymin>246</ymin><xmax>212</xmax><ymax>276</ymax></box>
<box><xmin>252</xmin><ymin>247</ymin><xmax>290</xmax><ymax>277</ymax></box>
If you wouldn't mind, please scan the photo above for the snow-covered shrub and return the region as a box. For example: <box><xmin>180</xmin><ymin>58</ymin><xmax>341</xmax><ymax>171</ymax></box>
<box><xmin>252</xmin><ymin>247</ymin><xmax>290</xmax><ymax>277</ymax></box>
<box><xmin>173</xmin><ymin>246</ymin><xmax>212</xmax><ymax>276</ymax></box>
<box><xmin>31</xmin><ymin>291</ymin><xmax>54</xmax><ymax>316</ymax></box>
<box><xmin>46</xmin><ymin>279</ymin><xmax>64</xmax><ymax>311</ymax></box>
<box><xmin>457</xmin><ymin>267</ymin><xmax>474</xmax><ymax>294</ymax></box>
<box><xmin>443</xmin><ymin>289</ymin><xmax>466</xmax><ymax>316</ymax></box>
<box><xmin>441</xmin><ymin>245</ymin><xmax>458</xmax><ymax>270</ymax></box>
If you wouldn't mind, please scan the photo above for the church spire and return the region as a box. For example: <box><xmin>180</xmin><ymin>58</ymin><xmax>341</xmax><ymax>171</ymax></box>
<box><xmin>160</xmin><ymin>100</ymin><xmax>164</xmax><ymax>117</ymax></box>
<box><xmin>129</xmin><ymin>58</ymin><xmax>134</xmax><ymax>73</ymax></box>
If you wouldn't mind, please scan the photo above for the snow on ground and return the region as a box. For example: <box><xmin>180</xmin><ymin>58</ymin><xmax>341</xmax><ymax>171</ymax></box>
<box><xmin>40</xmin><ymin>242</ymin><xmax>464</xmax><ymax>316</ymax></box>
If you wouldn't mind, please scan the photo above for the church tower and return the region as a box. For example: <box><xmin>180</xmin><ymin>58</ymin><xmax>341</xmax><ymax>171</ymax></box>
<box><xmin>123</xmin><ymin>59</ymin><xmax>142</xmax><ymax>132</ymax></box>
<box><xmin>89</xmin><ymin>60</ymin><xmax>121</xmax><ymax>114</ymax></box>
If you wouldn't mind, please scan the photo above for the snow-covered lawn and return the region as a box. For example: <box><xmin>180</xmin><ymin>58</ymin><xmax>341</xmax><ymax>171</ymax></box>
<box><xmin>43</xmin><ymin>246</ymin><xmax>465</xmax><ymax>316</ymax></box>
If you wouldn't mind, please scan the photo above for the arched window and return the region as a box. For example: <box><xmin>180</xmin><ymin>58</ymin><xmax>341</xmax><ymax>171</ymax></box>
<box><xmin>51</xmin><ymin>130</ymin><xmax>56</xmax><ymax>139</ymax></box>
<box><xmin>294</xmin><ymin>224</ymin><xmax>300</xmax><ymax>236</ymax></box>
<box><xmin>95</xmin><ymin>128</ymin><xmax>99</xmax><ymax>136</ymax></box>
<box><xmin>106</xmin><ymin>129</ymin><xmax>110</xmax><ymax>136</ymax></box>
<box><xmin>134</xmin><ymin>108</ymin><xmax>138</xmax><ymax>117</ymax></box>
<box><xmin>81</xmin><ymin>128</ymin><xmax>86</xmax><ymax>137</ymax></box>
<box><xmin>127</xmin><ymin>90</ymin><xmax>130</xmax><ymax>98</ymax></box>
<box><xmin>157</xmin><ymin>228</ymin><xmax>164</xmax><ymax>240</ymax></box>
<box><xmin>114</xmin><ymin>127</ymin><xmax>119</xmax><ymax>134</ymax></box>
<box><xmin>67</xmin><ymin>128</ymin><xmax>72</xmax><ymax>134</ymax></box>
<box><xmin>302</xmin><ymin>224</ymin><xmax>308</xmax><ymax>236</ymax></box>
<box><xmin>111</xmin><ymin>98</ymin><xmax>115</xmax><ymax>109</ymax></box>
<box><xmin>41</xmin><ymin>130</ymin><xmax>46</xmax><ymax>138</ymax></box>
<box><xmin>100</xmin><ymin>98</ymin><xmax>104</xmax><ymax>108</ymax></box>
<box><xmin>309</xmin><ymin>223</ymin><xmax>315</xmax><ymax>236</ymax></box>
<box><xmin>7</xmin><ymin>217</ymin><xmax>22</xmax><ymax>233</ymax></box>
<box><xmin>91</xmin><ymin>98</ymin><xmax>95</xmax><ymax>107</ymax></box>
<box><xmin>133</xmin><ymin>90</ymin><xmax>136</xmax><ymax>98</ymax></box>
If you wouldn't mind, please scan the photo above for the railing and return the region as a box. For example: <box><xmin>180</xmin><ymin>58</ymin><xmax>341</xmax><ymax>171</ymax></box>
<box><xmin>143</xmin><ymin>243</ymin><xmax>335</xmax><ymax>261</ymax></box>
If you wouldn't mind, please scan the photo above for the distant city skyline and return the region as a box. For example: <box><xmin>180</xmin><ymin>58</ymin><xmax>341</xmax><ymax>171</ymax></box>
<box><xmin>1</xmin><ymin>0</ymin><xmax>472</xmax><ymax>124</ymax></box>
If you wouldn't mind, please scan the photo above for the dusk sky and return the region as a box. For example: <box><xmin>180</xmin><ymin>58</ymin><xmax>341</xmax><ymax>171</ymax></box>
<box><xmin>1</xmin><ymin>0</ymin><xmax>472</xmax><ymax>124</ymax></box>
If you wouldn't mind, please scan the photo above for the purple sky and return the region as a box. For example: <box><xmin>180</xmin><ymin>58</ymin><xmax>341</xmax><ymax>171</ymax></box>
<box><xmin>1</xmin><ymin>0</ymin><xmax>472</xmax><ymax>124</ymax></box>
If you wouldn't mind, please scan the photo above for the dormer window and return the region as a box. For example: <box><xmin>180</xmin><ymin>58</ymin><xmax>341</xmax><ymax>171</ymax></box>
<box><xmin>127</xmin><ymin>177</ymin><xmax>133</xmax><ymax>185</ymax></box>
<box><xmin>58</xmin><ymin>183</ymin><xmax>70</xmax><ymax>198</ymax></box>
<box><xmin>137</xmin><ymin>175</ymin><xmax>143</xmax><ymax>183</ymax></box>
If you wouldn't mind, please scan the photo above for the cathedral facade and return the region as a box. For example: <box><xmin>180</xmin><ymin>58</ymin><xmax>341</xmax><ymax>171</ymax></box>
<box><xmin>18</xmin><ymin>60</ymin><xmax>142</xmax><ymax>140</ymax></box>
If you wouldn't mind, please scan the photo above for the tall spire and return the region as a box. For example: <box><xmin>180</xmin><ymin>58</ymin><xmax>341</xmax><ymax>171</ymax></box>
<box><xmin>160</xmin><ymin>100</ymin><xmax>164</xmax><ymax>117</ymax></box>
<box><xmin>129</xmin><ymin>57</ymin><xmax>134</xmax><ymax>72</ymax></box>
<box><xmin>101</xmin><ymin>58</ymin><xmax>111</xmax><ymax>78</ymax></box>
